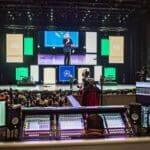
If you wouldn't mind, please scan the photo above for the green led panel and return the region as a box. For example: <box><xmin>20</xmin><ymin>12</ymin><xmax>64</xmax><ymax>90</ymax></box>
<box><xmin>16</xmin><ymin>67</ymin><xmax>29</xmax><ymax>81</ymax></box>
<box><xmin>104</xmin><ymin>67</ymin><xmax>116</xmax><ymax>80</ymax></box>
<box><xmin>24</xmin><ymin>37</ymin><xmax>33</xmax><ymax>55</ymax></box>
<box><xmin>101</xmin><ymin>39</ymin><xmax>109</xmax><ymax>56</ymax></box>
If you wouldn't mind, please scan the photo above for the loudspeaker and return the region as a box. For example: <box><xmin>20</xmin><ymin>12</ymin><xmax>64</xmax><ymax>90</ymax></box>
<box><xmin>129</xmin><ymin>103</ymin><xmax>142</xmax><ymax>126</ymax></box>
<box><xmin>7</xmin><ymin>105</ymin><xmax>21</xmax><ymax>130</ymax></box>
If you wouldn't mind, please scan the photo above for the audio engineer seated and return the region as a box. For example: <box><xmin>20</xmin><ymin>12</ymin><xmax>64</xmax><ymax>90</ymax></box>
<box><xmin>82</xmin><ymin>114</ymin><xmax>104</xmax><ymax>139</ymax></box>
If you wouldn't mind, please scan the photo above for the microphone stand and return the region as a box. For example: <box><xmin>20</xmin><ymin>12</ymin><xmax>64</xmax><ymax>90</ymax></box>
<box><xmin>100</xmin><ymin>76</ymin><xmax>104</xmax><ymax>105</ymax></box>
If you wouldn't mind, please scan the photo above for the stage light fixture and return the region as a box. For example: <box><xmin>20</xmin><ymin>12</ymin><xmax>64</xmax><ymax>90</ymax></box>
<box><xmin>27</xmin><ymin>11</ymin><xmax>30</xmax><ymax>15</ymax></box>
<box><xmin>125</xmin><ymin>14</ymin><xmax>128</xmax><ymax>17</ymax></box>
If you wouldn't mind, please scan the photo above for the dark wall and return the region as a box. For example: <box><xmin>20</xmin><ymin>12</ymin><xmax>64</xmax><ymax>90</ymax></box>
<box><xmin>126</xmin><ymin>12</ymin><xmax>150</xmax><ymax>83</ymax></box>
<box><xmin>146</xmin><ymin>19</ymin><xmax>150</xmax><ymax>71</ymax></box>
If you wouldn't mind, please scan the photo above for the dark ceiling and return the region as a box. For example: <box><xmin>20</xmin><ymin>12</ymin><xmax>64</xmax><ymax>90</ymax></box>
<box><xmin>0</xmin><ymin>0</ymin><xmax>150</xmax><ymax>30</ymax></box>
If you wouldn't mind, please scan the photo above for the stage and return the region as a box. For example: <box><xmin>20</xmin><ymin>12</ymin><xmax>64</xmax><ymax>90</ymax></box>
<box><xmin>0</xmin><ymin>84</ymin><xmax>135</xmax><ymax>92</ymax></box>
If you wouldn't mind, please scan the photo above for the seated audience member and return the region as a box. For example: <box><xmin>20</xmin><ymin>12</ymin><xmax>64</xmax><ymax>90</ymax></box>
<box><xmin>141</xmin><ymin>66</ymin><xmax>149</xmax><ymax>81</ymax></box>
<box><xmin>82</xmin><ymin>114</ymin><xmax>104</xmax><ymax>138</ymax></box>
<box><xmin>81</xmin><ymin>78</ymin><xmax>101</xmax><ymax>106</ymax></box>
<box><xmin>0</xmin><ymin>93</ymin><xmax>6</xmax><ymax>99</ymax></box>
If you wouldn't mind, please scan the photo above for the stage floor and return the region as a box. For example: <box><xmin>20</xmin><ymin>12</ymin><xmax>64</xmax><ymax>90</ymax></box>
<box><xmin>0</xmin><ymin>84</ymin><xmax>135</xmax><ymax>91</ymax></box>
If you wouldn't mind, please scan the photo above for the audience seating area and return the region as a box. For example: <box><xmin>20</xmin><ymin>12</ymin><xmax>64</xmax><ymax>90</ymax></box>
<box><xmin>74</xmin><ymin>89</ymin><xmax>136</xmax><ymax>106</ymax></box>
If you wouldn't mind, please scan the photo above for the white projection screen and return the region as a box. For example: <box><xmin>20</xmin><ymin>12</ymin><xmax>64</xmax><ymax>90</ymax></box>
<box><xmin>109</xmin><ymin>36</ymin><xmax>124</xmax><ymax>63</ymax></box>
<box><xmin>30</xmin><ymin>65</ymin><xmax>39</xmax><ymax>82</ymax></box>
<box><xmin>86</xmin><ymin>32</ymin><xmax>97</xmax><ymax>53</ymax></box>
<box><xmin>94</xmin><ymin>66</ymin><xmax>102</xmax><ymax>82</ymax></box>
<box><xmin>78</xmin><ymin>67</ymin><xmax>90</xmax><ymax>83</ymax></box>
<box><xmin>43</xmin><ymin>67</ymin><xmax>56</xmax><ymax>84</ymax></box>
<box><xmin>6</xmin><ymin>34</ymin><xmax>23</xmax><ymax>63</ymax></box>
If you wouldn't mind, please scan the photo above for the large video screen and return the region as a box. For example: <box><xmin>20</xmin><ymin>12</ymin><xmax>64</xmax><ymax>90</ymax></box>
<box><xmin>59</xmin><ymin>65</ymin><xmax>75</xmax><ymax>82</ymax></box>
<box><xmin>38</xmin><ymin>54</ymin><xmax>64</xmax><ymax>65</ymax></box>
<box><xmin>44</xmin><ymin>31</ymin><xmax>79</xmax><ymax>47</ymax></box>
<box><xmin>77</xmin><ymin>67</ymin><xmax>90</xmax><ymax>83</ymax></box>
<box><xmin>71</xmin><ymin>54</ymin><xmax>97</xmax><ymax>65</ymax></box>
<box><xmin>6</xmin><ymin>34</ymin><xmax>23</xmax><ymax>63</ymax></box>
<box><xmin>86</xmin><ymin>32</ymin><xmax>97</xmax><ymax>53</ymax></box>
<box><xmin>30</xmin><ymin>65</ymin><xmax>39</xmax><ymax>82</ymax></box>
<box><xmin>94</xmin><ymin>66</ymin><xmax>102</xmax><ymax>82</ymax></box>
<box><xmin>43</xmin><ymin>67</ymin><xmax>56</xmax><ymax>84</ymax></box>
<box><xmin>37</xmin><ymin>31</ymin><xmax>98</xmax><ymax>65</ymax></box>
<box><xmin>38</xmin><ymin>54</ymin><xmax>97</xmax><ymax>65</ymax></box>
<box><xmin>109</xmin><ymin>36</ymin><xmax>124</xmax><ymax>64</ymax></box>
<box><xmin>0</xmin><ymin>101</ymin><xmax>6</xmax><ymax>127</ymax></box>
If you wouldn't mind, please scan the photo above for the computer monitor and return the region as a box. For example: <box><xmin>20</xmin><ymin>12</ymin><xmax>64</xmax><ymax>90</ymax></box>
<box><xmin>148</xmin><ymin>112</ymin><xmax>150</xmax><ymax>128</ymax></box>
<box><xmin>59</xmin><ymin>114</ymin><xmax>84</xmax><ymax>130</ymax></box>
<box><xmin>23</xmin><ymin>115</ymin><xmax>51</xmax><ymax>137</ymax></box>
<box><xmin>104</xmin><ymin>113</ymin><xmax>125</xmax><ymax>128</ymax></box>
<box><xmin>0</xmin><ymin>101</ymin><xmax>7</xmax><ymax>127</ymax></box>
<box><xmin>141</xmin><ymin>106</ymin><xmax>150</xmax><ymax>128</ymax></box>
<box><xmin>136</xmin><ymin>82</ymin><xmax>150</xmax><ymax>105</ymax></box>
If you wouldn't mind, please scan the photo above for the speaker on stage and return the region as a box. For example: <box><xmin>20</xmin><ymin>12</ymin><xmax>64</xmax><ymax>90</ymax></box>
<box><xmin>130</xmin><ymin>103</ymin><xmax>141</xmax><ymax>125</ymax></box>
<box><xmin>7</xmin><ymin>105</ymin><xmax>21</xmax><ymax>130</ymax></box>
<box><xmin>7</xmin><ymin>105</ymin><xmax>21</xmax><ymax>141</ymax></box>
<box><xmin>129</xmin><ymin>103</ymin><xmax>142</xmax><ymax>135</ymax></box>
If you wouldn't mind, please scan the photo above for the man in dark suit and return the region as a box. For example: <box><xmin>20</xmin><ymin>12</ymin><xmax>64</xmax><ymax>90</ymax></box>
<box><xmin>63</xmin><ymin>33</ymin><xmax>73</xmax><ymax>65</ymax></box>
